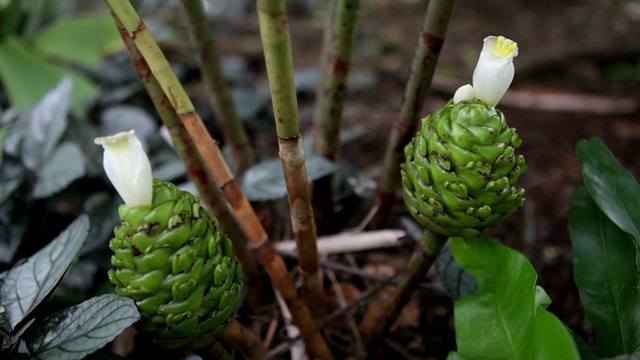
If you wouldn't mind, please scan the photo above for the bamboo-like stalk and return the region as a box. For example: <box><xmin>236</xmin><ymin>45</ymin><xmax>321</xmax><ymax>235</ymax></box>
<box><xmin>312</xmin><ymin>0</ymin><xmax>360</xmax><ymax>161</ymax></box>
<box><xmin>311</xmin><ymin>0</ymin><xmax>360</xmax><ymax>227</ymax></box>
<box><xmin>359</xmin><ymin>231</ymin><xmax>448</xmax><ymax>347</ymax></box>
<box><xmin>178</xmin><ymin>0</ymin><xmax>254</xmax><ymax>175</ymax></box>
<box><xmin>222</xmin><ymin>318</ymin><xmax>268</xmax><ymax>360</ymax></box>
<box><xmin>256</xmin><ymin>0</ymin><xmax>326</xmax><ymax>319</ymax></box>
<box><xmin>105</xmin><ymin>1</ymin><xmax>333</xmax><ymax>359</ymax></box>
<box><xmin>114</xmin><ymin>17</ymin><xmax>261</xmax><ymax>280</ymax></box>
<box><xmin>369</xmin><ymin>0</ymin><xmax>455</xmax><ymax>229</ymax></box>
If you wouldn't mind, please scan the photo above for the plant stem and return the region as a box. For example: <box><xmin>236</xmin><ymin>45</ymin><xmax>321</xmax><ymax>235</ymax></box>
<box><xmin>312</xmin><ymin>0</ymin><xmax>360</xmax><ymax>161</ymax></box>
<box><xmin>311</xmin><ymin>0</ymin><xmax>360</xmax><ymax>228</ymax></box>
<box><xmin>360</xmin><ymin>231</ymin><xmax>448</xmax><ymax>347</ymax></box>
<box><xmin>178</xmin><ymin>0</ymin><xmax>255</xmax><ymax>175</ymax></box>
<box><xmin>222</xmin><ymin>319</ymin><xmax>268</xmax><ymax>360</ymax></box>
<box><xmin>195</xmin><ymin>342</ymin><xmax>234</xmax><ymax>360</ymax></box>
<box><xmin>256</xmin><ymin>0</ymin><xmax>327</xmax><ymax>319</ymax></box>
<box><xmin>369</xmin><ymin>0</ymin><xmax>455</xmax><ymax>229</ymax></box>
<box><xmin>105</xmin><ymin>2</ymin><xmax>333</xmax><ymax>358</ymax></box>
<box><xmin>114</xmin><ymin>14</ymin><xmax>261</xmax><ymax>281</ymax></box>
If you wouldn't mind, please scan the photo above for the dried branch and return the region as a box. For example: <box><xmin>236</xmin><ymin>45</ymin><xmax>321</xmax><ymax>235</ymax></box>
<box><xmin>105</xmin><ymin>1</ymin><xmax>332</xmax><ymax>358</ymax></box>
<box><xmin>114</xmin><ymin>13</ymin><xmax>261</xmax><ymax>279</ymax></box>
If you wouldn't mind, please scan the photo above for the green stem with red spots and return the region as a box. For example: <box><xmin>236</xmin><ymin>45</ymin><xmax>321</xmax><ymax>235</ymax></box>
<box><xmin>178</xmin><ymin>0</ymin><xmax>255</xmax><ymax>175</ymax></box>
<box><xmin>311</xmin><ymin>0</ymin><xmax>360</xmax><ymax>228</ymax></box>
<box><xmin>370</xmin><ymin>0</ymin><xmax>456</xmax><ymax>229</ymax></box>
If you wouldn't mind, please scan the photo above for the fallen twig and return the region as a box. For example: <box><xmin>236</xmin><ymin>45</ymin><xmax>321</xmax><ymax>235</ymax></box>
<box><xmin>274</xmin><ymin>229</ymin><xmax>405</xmax><ymax>255</ymax></box>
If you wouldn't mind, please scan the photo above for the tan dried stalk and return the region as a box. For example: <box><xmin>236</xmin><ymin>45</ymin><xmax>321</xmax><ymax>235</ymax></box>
<box><xmin>105</xmin><ymin>1</ymin><xmax>333</xmax><ymax>358</ymax></box>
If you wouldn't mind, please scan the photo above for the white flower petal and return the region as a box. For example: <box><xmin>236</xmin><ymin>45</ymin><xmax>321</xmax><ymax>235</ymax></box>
<box><xmin>471</xmin><ymin>35</ymin><xmax>518</xmax><ymax>106</ymax></box>
<box><xmin>95</xmin><ymin>130</ymin><xmax>152</xmax><ymax>207</ymax></box>
<box><xmin>453</xmin><ymin>84</ymin><xmax>476</xmax><ymax>104</ymax></box>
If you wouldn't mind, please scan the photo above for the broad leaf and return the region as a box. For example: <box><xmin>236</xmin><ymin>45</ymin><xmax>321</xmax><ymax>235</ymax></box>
<box><xmin>26</xmin><ymin>294</ymin><xmax>139</xmax><ymax>360</ymax></box>
<box><xmin>31</xmin><ymin>142</ymin><xmax>86</xmax><ymax>199</ymax></box>
<box><xmin>0</xmin><ymin>176</ymin><xmax>22</xmax><ymax>205</ymax></box>
<box><xmin>241</xmin><ymin>155</ymin><xmax>338</xmax><ymax>201</ymax></box>
<box><xmin>435</xmin><ymin>244</ymin><xmax>477</xmax><ymax>301</ymax></box>
<box><xmin>449</xmin><ymin>236</ymin><xmax>579</xmax><ymax>360</ymax></box>
<box><xmin>0</xmin><ymin>200</ymin><xmax>28</xmax><ymax>264</ymax></box>
<box><xmin>569</xmin><ymin>186</ymin><xmax>640</xmax><ymax>356</ymax></box>
<box><xmin>0</xmin><ymin>36</ymin><xmax>97</xmax><ymax>109</ymax></box>
<box><xmin>0</xmin><ymin>216</ymin><xmax>89</xmax><ymax>333</ymax></box>
<box><xmin>576</xmin><ymin>138</ymin><xmax>640</xmax><ymax>266</ymax></box>
<box><xmin>33</xmin><ymin>12</ymin><xmax>121</xmax><ymax>67</ymax></box>
<box><xmin>100</xmin><ymin>105</ymin><xmax>157</xmax><ymax>139</ymax></box>
<box><xmin>20</xmin><ymin>75</ymin><xmax>72</xmax><ymax>171</ymax></box>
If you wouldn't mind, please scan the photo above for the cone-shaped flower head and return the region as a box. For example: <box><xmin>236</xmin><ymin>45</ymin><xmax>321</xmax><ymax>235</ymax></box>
<box><xmin>454</xmin><ymin>35</ymin><xmax>518</xmax><ymax>106</ymax></box>
<box><xmin>402</xmin><ymin>36</ymin><xmax>525</xmax><ymax>238</ymax></box>
<box><xmin>95</xmin><ymin>132</ymin><xmax>243</xmax><ymax>349</ymax></box>
<box><xmin>94</xmin><ymin>130</ymin><xmax>152</xmax><ymax>207</ymax></box>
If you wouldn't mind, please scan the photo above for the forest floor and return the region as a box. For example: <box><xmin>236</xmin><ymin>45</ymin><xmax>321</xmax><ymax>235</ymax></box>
<box><xmin>159</xmin><ymin>0</ymin><xmax>640</xmax><ymax>358</ymax></box>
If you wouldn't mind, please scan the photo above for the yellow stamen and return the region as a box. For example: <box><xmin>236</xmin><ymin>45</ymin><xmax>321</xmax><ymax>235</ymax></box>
<box><xmin>494</xmin><ymin>36</ymin><xmax>517</xmax><ymax>57</ymax></box>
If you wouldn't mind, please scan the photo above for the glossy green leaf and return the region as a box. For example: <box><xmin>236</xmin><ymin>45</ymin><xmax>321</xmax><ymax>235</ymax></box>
<box><xmin>31</xmin><ymin>142</ymin><xmax>86</xmax><ymax>199</ymax></box>
<box><xmin>435</xmin><ymin>244</ymin><xmax>477</xmax><ymax>301</ymax></box>
<box><xmin>576</xmin><ymin>138</ymin><xmax>640</xmax><ymax>267</ymax></box>
<box><xmin>568</xmin><ymin>186</ymin><xmax>640</xmax><ymax>356</ymax></box>
<box><xmin>33</xmin><ymin>11</ymin><xmax>121</xmax><ymax>67</ymax></box>
<box><xmin>241</xmin><ymin>155</ymin><xmax>338</xmax><ymax>200</ymax></box>
<box><xmin>0</xmin><ymin>36</ymin><xmax>97</xmax><ymax>109</ymax></box>
<box><xmin>449</xmin><ymin>236</ymin><xmax>579</xmax><ymax>360</ymax></box>
<box><xmin>26</xmin><ymin>294</ymin><xmax>139</xmax><ymax>360</ymax></box>
<box><xmin>0</xmin><ymin>216</ymin><xmax>88</xmax><ymax>333</ymax></box>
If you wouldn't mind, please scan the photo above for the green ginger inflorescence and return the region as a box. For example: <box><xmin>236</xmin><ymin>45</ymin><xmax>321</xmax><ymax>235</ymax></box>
<box><xmin>108</xmin><ymin>179</ymin><xmax>243</xmax><ymax>349</ymax></box>
<box><xmin>402</xmin><ymin>99</ymin><xmax>526</xmax><ymax>238</ymax></box>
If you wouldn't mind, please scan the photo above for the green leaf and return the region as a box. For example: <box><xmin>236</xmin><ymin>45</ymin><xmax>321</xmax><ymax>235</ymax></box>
<box><xmin>449</xmin><ymin>236</ymin><xmax>579</xmax><ymax>360</ymax></box>
<box><xmin>435</xmin><ymin>244</ymin><xmax>477</xmax><ymax>301</ymax></box>
<box><xmin>31</xmin><ymin>142</ymin><xmax>86</xmax><ymax>199</ymax></box>
<box><xmin>0</xmin><ymin>216</ymin><xmax>89</xmax><ymax>333</ymax></box>
<box><xmin>33</xmin><ymin>11</ymin><xmax>121</xmax><ymax>67</ymax></box>
<box><xmin>0</xmin><ymin>0</ymin><xmax>23</xmax><ymax>38</ymax></box>
<box><xmin>241</xmin><ymin>155</ymin><xmax>338</xmax><ymax>201</ymax></box>
<box><xmin>568</xmin><ymin>186</ymin><xmax>640</xmax><ymax>356</ymax></box>
<box><xmin>576</xmin><ymin>138</ymin><xmax>640</xmax><ymax>266</ymax></box>
<box><xmin>20</xmin><ymin>75</ymin><xmax>73</xmax><ymax>171</ymax></box>
<box><xmin>0</xmin><ymin>36</ymin><xmax>97</xmax><ymax>109</ymax></box>
<box><xmin>26</xmin><ymin>294</ymin><xmax>139</xmax><ymax>360</ymax></box>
